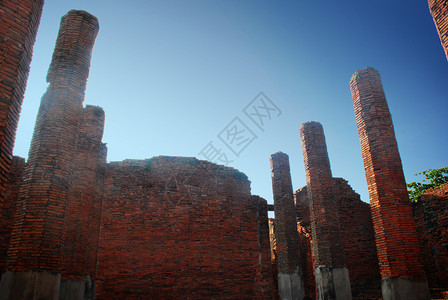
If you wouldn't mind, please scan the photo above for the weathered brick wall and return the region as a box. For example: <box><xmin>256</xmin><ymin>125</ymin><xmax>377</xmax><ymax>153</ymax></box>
<box><xmin>412</xmin><ymin>183</ymin><xmax>448</xmax><ymax>292</ymax></box>
<box><xmin>293</xmin><ymin>188</ymin><xmax>316</xmax><ymax>300</ymax></box>
<box><xmin>0</xmin><ymin>0</ymin><xmax>43</xmax><ymax>201</ymax></box>
<box><xmin>429</xmin><ymin>0</ymin><xmax>448</xmax><ymax>61</ymax></box>
<box><xmin>295</xmin><ymin>180</ymin><xmax>381</xmax><ymax>300</ymax></box>
<box><xmin>299</xmin><ymin>121</ymin><xmax>346</xmax><ymax>268</ymax></box>
<box><xmin>350</xmin><ymin>67</ymin><xmax>426</xmax><ymax>281</ymax></box>
<box><xmin>61</xmin><ymin>105</ymin><xmax>107</xmax><ymax>281</ymax></box>
<box><xmin>332</xmin><ymin>178</ymin><xmax>381</xmax><ymax>299</ymax></box>
<box><xmin>5</xmin><ymin>10</ymin><xmax>99</xmax><ymax>272</ymax></box>
<box><xmin>252</xmin><ymin>195</ymin><xmax>277</xmax><ymax>299</ymax></box>
<box><xmin>268</xmin><ymin>219</ymin><xmax>280</xmax><ymax>300</ymax></box>
<box><xmin>0</xmin><ymin>156</ymin><xmax>25</xmax><ymax>272</ymax></box>
<box><xmin>96</xmin><ymin>157</ymin><xmax>274</xmax><ymax>299</ymax></box>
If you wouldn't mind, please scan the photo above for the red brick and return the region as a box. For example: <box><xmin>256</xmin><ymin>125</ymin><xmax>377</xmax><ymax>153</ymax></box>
<box><xmin>0</xmin><ymin>156</ymin><xmax>25</xmax><ymax>272</ymax></box>
<box><xmin>5</xmin><ymin>10</ymin><xmax>99</xmax><ymax>272</ymax></box>
<box><xmin>429</xmin><ymin>0</ymin><xmax>448</xmax><ymax>61</ymax></box>
<box><xmin>412</xmin><ymin>183</ymin><xmax>448</xmax><ymax>296</ymax></box>
<box><xmin>0</xmin><ymin>0</ymin><xmax>43</xmax><ymax>257</ymax></box>
<box><xmin>299</xmin><ymin>122</ymin><xmax>347</xmax><ymax>268</ymax></box>
<box><xmin>95</xmin><ymin>157</ymin><xmax>274</xmax><ymax>299</ymax></box>
<box><xmin>349</xmin><ymin>67</ymin><xmax>426</xmax><ymax>281</ymax></box>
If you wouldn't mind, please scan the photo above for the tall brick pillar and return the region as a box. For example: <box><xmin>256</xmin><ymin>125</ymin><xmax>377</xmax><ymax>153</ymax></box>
<box><xmin>0</xmin><ymin>10</ymin><xmax>99</xmax><ymax>300</ymax></box>
<box><xmin>0</xmin><ymin>0</ymin><xmax>44</xmax><ymax>199</ymax></box>
<box><xmin>299</xmin><ymin>122</ymin><xmax>352</xmax><ymax>300</ymax></box>
<box><xmin>59</xmin><ymin>105</ymin><xmax>107</xmax><ymax>300</ymax></box>
<box><xmin>270</xmin><ymin>152</ymin><xmax>305</xmax><ymax>300</ymax></box>
<box><xmin>429</xmin><ymin>0</ymin><xmax>448</xmax><ymax>61</ymax></box>
<box><xmin>0</xmin><ymin>0</ymin><xmax>44</xmax><ymax>278</ymax></box>
<box><xmin>350</xmin><ymin>67</ymin><xmax>429</xmax><ymax>300</ymax></box>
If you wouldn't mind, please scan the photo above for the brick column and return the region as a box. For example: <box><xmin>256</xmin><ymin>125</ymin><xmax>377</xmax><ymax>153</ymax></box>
<box><xmin>0</xmin><ymin>0</ymin><xmax>44</xmax><ymax>201</ymax></box>
<box><xmin>0</xmin><ymin>10</ymin><xmax>99</xmax><ymax>300</ymax></box>
<box><xmin>0</xmin><ymin>157</ymin><xmax>25</xmax><ymax>274</ymax></box>
<box><xmin>59</xmin><ymin>105</ymin><xmax>107</xmax><ymax>300</ymax></box>
<box><xmin>270</xmin><ymin>152</ymin><xmax>305</xmax><ymax>300</ymax></box>
<box><xmin>350</xmin><ymin>67</ymin><xmax>429</xmax><ymax>300</ymax></box>
<box><xmin>429</xmin><ymin>0</ymin><xmax>448</xmax><ymax>61</ymax></box>
<box><xmin>0</xmin><ymin>0</ymin><xmax>44</xmax><ymax>281</ymax></box>
<box><xmin>300</xmin><ymin>122</ymin><xmax>352</xmax><ymax>300</ymax></box>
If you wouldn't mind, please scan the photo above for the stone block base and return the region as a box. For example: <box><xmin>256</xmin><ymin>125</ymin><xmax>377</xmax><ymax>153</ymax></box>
<box><xmin>381</xmin><ymin>277</ymin><xmax>430</xmax><ymax>300</ymax></box>
<box><xmin>59</xmin><ymin>275</ymin><xmax>95</xmax><ymax>300</ymax></box>
<box><xmin>278</xmin><ymin>272</ymin><xmax>305</xmax><ymax>300</ymax></box>
<box><xmin>0</xmin><ymin>270</ymin><xmax>60</xmax><ymax>300</ymax></box>
<box><xmin>315</xmin><ymin>266</ymin><xmax>352</xmax><ymax>300</ymax></box>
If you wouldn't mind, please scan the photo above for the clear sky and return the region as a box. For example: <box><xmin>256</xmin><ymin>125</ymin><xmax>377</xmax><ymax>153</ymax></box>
<box><xmin>14</xmin><ymin>0</ymin><xmax>448</xmax><ymax>207</ymax></box>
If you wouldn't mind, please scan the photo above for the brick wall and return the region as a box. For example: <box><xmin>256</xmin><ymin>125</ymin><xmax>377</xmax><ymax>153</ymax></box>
<box><xmin>412</xmin><ymin>183</ymin><xmax>448</xmax><ymax>293</ymax></box>
<box><xmin>61</xmin><ymin>105</ymin><xmax>107</xmax><ymax>281</ymax></box>
<box><xmin>96</xmin><ymin>157</ymin><xmax>274</xmax><ymax>299</ymax></box>
<box><xmin>5</xmin><ymin>10</ymin><xmax>99</xmax><ymax>272</ymax></box>
<box><xmin>350</xmin><ymin>67</ymin><xmax>426</xmax><ymax>281</ymax></box>
<box><xmin>0</xmin><ymin>0</ymin><xmax>43</xmax><ymax>201</ymax></box>
<box><xmin>293</xmin><ymin>188</ymin><xmax>316</xmax><ymax>300</ymax></box>
<box><xmin>332</xmin><ymin>178</ymin><xmax>381</xmax><ymax>299</ymax></box>
<box><xmin>295</xmin><ymin>179</ymin><xmax>382</xmax><ymax>300</ymax></box>
<box><xmin>252</xmin><ymin>195</ymin><xmax>277</xmax><ymax>298</ymax></box>
<box><xmin>0</xmin><ymin>156</ymin><xmax>25</xmax><ymax>272</ymax></box>
<box><xmin>299</xmin><ymin>121</ymin><xmax>347</xmax><ymax>268</ymax></box>
<box><xmin>429</xmin><ymin>0</ymin><xmax>448</xmax><ymax>61</ymax></box>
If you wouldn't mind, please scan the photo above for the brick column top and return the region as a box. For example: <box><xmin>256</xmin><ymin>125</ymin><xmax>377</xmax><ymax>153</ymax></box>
<box><xmin>47</xmin><ymin>10</ymin><xmax>99</xmax><ymax>95</ymax></box>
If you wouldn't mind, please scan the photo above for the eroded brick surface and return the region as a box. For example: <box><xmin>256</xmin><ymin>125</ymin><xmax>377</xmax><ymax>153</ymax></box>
<box><xmin>252</xmin><ymin>195</ymin><xmax>277</xmax><ymax>299</ymax></box>
<box><xmin>61</xmin><ymin>105</ymin><xmax>107</xmax><ymax>280</ymax></box>
<box><xmin>0</xmin><ymin>156</ymin><xmax>25</xmax><ymax>272</ymax></box>
<box><xmin>96</xmin><ymin>157</ymin><xmax>274</xmax><ymax>299</ymax></box>
<box><xmin>295</xmin><ymin>179</ymin><xmax>382</xmax><ymax>300</ymax></box>
<box><xmin>299</xmin><ymin>122</ymin><xmax>346</xmax><ymax>268</ymax></box>
<box><xmin>413</xmin><ymin>183</ymin><xmax>448</xmax><ymax>295</ymax></box>
<box><xmin>0</xmin><ymin>0</ymin><xmax>43</xmax><ymax>233</ymax></box>
<box><xmin>429</xmin><ymin>0</ymin><xmax>448</xmax><ymax>61</ymax></box>
<box><xmin>5</xmin><ymin>10</ymin><xmax>99</xmax><ymax>272</ymax></box>
<box><xmin>270</xmin><ymin>152</ymin><xmax>302</xmax><ymax>275</ymax></box>
<box><xmin>332</xmin><ymin>178</ymin><xmax>381</xmax><ymax>299</ymax></box>
<box><xmin>350</xmin><ymin>67</ymin><xmax>426</xmax><ymax>281</ymax></box>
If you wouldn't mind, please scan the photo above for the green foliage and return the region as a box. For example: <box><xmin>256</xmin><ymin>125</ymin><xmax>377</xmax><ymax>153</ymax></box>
<box><xmin>407</xmin><ymin>166</ymin><xmax>448</xmax><ymax>202</ymax></box>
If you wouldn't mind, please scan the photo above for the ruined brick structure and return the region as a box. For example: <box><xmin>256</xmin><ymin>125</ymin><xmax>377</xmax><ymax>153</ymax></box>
<box><xmin>0</xmin><ymin>0</ymin><xmax>44</xmax><ymax>259</ymax></box>
<box><xmin>429</xmin><ymin>0</ymin><xmax>448</xmax><ymax>61</ymax></box>
<box><xmin>412</xmin><ymin>183</ymin><xmax>448</xmax><ymax>299</ymax></box>
<box><xmin>350</xmin><ymin>67</ymin><xmax>430</xmax><ymax>299</ymax></box>
<box><xmin>270</xmin><ymin>152</ymin><xmax>305</xmax><ymax>300</ymax></box>
<box><xmin>60</xmin><ymin>105</ymin><xmax>107</xmax><ymax>298</ymax></box>
<box><xmin>95</xmin><ymin>157</ymin><xmax>274</xmax><ymax>299</ymax></box>
<box><xmin>0</xmin><ymin>157</ymin><xmax>24</xmax><ymax>274</ymax></box>
<box><xmin>299</xmin><ymin>122</ymin><xmax>352</xmax><ymax>300</ymax></box>
<box><xmin>0</xmin><ymin>10</ymin><xmax>100</xmax><ymax>299</ymax></box>
<box><xmin>294</xmin><ymin>179</ymin><xmax>382</xmax><ymax>300</ymax></box>
<box><xmin>0</xmin><ymin>0</ymin><xmax>43</xmax><ymax>200</ymax></box>
<box><xmin>1</xmin><ymin>3</ymin><xmax>448</xmax><ymax>300</ymax></box>
<box><xmin>0</xmin><ymin>9</ymin><xmax>275</xmax><ymax>299</ymax></box>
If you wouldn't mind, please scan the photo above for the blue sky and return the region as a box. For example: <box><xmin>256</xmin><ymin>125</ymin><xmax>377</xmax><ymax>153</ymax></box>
<box><xmin>14</xmin><ymin>0</ymin><xmax>448</xmax><ymax>206</ymax></box>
